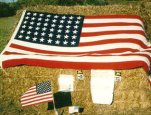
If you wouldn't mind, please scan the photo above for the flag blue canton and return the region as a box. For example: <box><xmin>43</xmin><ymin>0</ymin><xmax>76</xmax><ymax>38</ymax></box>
<box><xmin>15</xmin><ymin>11</ymin><xmax>84</xmax><ymax>47</ymax></box>
<box><xmin>36</xmin><ymin>81</ymin><xmax>51</xmax><ymax>94</ymax></box>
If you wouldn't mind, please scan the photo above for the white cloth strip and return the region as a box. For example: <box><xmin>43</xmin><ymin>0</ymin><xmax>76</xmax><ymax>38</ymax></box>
<box><xmin>22</xmin><ymin>98</ymin><xmax>53</xmax><ymax>107</ymax></box>
<box><xmin>80</xmin><ymin>34</ymin><xmax>147</xmax><ymax>44</ymax></box>
<box><xmin>82</xmin><ymin>26</ymin><xmax>144</xmax><ymax>32</ymax></box>
<box><xmin>84</xmin><ymin>19</ymin><xmax>143</xmax><ymax>26</ymax></box>
<box><xmin>21</xmin><ymin>93</ymin><xmax>52</xmax><ymax>103</ymax></box>
<box><xmin>21</xmin><ymin>92</ymin><xmax>52</xmax><ymax>101</ymax></box>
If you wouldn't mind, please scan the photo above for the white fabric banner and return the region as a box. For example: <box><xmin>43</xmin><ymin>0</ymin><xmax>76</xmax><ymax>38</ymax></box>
<box><xmin>90</xmin><ymin>70</ymin><xmax>115</xmax><ymax>105</ymax></box>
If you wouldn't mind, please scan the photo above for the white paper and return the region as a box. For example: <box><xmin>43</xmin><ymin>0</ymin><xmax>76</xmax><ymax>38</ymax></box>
<box><xmin>58</xmin><ymin>74</ymin><xmax>74</xmax><ymax>92</ymax></box>
<box><xmin>90</xmin><ymin>70</ymin><xmax>115</xmax><ymax>104</ymax></box>
<box><xmin>69</xmin><ymin>106</ymin><xmax>79</xmax><ymax>114</ymax></box>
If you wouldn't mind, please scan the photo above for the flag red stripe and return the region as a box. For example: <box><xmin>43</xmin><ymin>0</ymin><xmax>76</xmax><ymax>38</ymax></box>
<box><xmin>83</xmin><ymin>22</ymin><xmax>142</xmax><ymax>27</ymax></box>
<box><xmin>81</xmin><ymin>30</ymin><xmax>145</xmax><ymax>37</ymax></box>
<box><xmin>2</xmin><ymin>58</ymin><xmax>149</xmax><ymax>72</ymax></box>
<box><xmin>3</xmin><ymin>51</ymin><xmax>24</xmax><ymax>55</ymax></box>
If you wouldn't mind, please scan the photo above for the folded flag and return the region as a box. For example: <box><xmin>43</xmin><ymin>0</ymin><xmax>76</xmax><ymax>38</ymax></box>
<box><xmin>21</xmin><ymin>81</ymin><xmax>53</xmax><ymax>107</ymax></box>
<box><xmin>1</xmin><ymin>10</ymin><xmax>151</xmax><ymax>72</ymax></box>
<box><xmin>47</xmin><ymin>91</ymin><xmax>72</xmax><ymax>110</ymax></box>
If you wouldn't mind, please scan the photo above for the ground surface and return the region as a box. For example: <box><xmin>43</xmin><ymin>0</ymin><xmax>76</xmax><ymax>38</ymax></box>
<box><xmin>0</xmin><ymin>2</ymin><xmax>151</xmax><ymax>115</ymax></box>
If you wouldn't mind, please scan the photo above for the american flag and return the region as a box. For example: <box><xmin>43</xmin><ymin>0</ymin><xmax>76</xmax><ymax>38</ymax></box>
<box><xmin>0</xmin><ymin>10</ymin><xmax>151</xmax><ymax>72</ymax></box>
<box><xmin>21</xmin><ymin>81</ymin><xmax>53</xmax><ymax>107</ymax></box>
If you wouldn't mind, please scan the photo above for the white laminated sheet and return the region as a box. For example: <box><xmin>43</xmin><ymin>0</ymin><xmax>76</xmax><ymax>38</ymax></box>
<box><xmin>91</xmin><ymin>70</ymin><xmax>115</xmax><ymax>104</ymax></box>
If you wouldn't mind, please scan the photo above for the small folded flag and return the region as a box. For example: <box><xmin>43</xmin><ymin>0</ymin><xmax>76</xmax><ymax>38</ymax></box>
<box><xmin>47</xmin><ymin>91</ymin><xmax>72</xmax><ymax>110</ymax></box>
<box><xmin>21</xmin><ymin>81</ymin><xmax>53</xmax><ymax>107</ymax></box>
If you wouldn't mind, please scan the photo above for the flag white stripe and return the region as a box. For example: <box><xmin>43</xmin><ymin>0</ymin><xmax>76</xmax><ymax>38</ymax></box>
<box><xmin>5</xmin><ymin>47</ymin><xmax>95</xmax><ymax>56</ymax></box>
<box><xmin>6</xmin><ymin>47</ymin><xmax>44</xmax><ymax>55</ymax></box>
<box><xmin>84</xmin><ymin>19</ymin><xmax>143</xmax><ymax>26</ymax></box>
<box><xmin>22</xmin><ymin>98</ymin><xmax>53</xmax><ymax>107</ymax></box>
<box><xmin>28</xmin><ymin>86</ymin><xmax>36</xmax><ymax>89</ymax></box>
<box><xmin>24</xmin><ymin>87</ymin><xmax>36</xmax><ymax>93</ymax></box>
<box><xmin>21</xmin><ymin>94</ymin><xmax>52</xmax><ymax>104</ymax></box>
<box><xmin>21</xmin><ymin>92</ymin><xmax>52</xmax><ymax>101</ymax></box>
<box><xmin>82</xmin><ymin>26</ymin><xmax>144</xmax><ymax>32</ymax></box>
<box><xmin>21</xmin><ymin>92</ymin><xmax>36</xmax><ymax>97</ymax></box>
<box><xmin>80</xmin><ymin>34</ymin><xmax>147</xmax><ymax>43</ymax></box>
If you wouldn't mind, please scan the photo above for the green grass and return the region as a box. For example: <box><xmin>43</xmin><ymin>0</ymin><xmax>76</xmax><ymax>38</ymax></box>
<box><xmin>0</xmin><ymin>16</ymin><xmax>17</xmax><ymax>52</ymax></box>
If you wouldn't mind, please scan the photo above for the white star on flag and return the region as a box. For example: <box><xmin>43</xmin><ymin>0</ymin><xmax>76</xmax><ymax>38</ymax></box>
<box><xmin>40</xmin><ymin>38</ymin><xmax>44</xmax><ymax>42</ymax></box>
<box><xmin>41</xmin><ymin>32</ymin><xmax>46</xmax><ymax>36</ymax></box>
<box><xmin>50</xmin><ymin>28</ymin><xmax>54</xmax><ymax>32</ymax></box>
<box><xmin>34</xmin><ymin>32</ymin><xmax>38</xmax><ymax>35</ymax></box>
<box><xmin>33</xmin><ymin>37</ymin><xmax>37</xmax><ymax>41</ymax></box>
<box><xmin>48</xmin><ymin>33</ymin><xmax>53</xmax><ymax>37</ymax></box>
<box><xmin>29</xmin><ymin>26</ymin><xmax>33</xmax><ymax>29</ymax></box>
<box><xmin>71</xmin><ymin>41</ymin><xmax>76</xmax><ymax>45</ymax></box>
<box><xmin>20</xmin><ymin>30</ymin><xmax>24</xmax><ymax>33</ymax></box>
<box><xmin>65</xmin><ymin>30</ymin><xmax>70</xmax><ymax>33</ymax></box>
<box><xmin>63</xmin><ymin>40</ymin><xmax>68</xmax><ymax>45</ymax></box>
<box><xmin>33</xmin><ymin>13</ymin><xmax>37</xmax><ymax>16</ymax></box>
<box><xmin>55</xmin><ymin>40</ymin><xmax>60</xmax><ymax>44</ymax></box>
<box><xmin>25</xmin><ymin>16</ymin><xmax>29</xmax><ymax>19</ymax></box>
<box><xmin>35</xmin><ymin>27</ymin><xmax>40</xmax><ymax>30</ymax></box>
<box><xmin>69</xmin><ymin>16</ymin><xmax>74</xmax><ymax>20</ymax></box>
<box><xmin>60</xmin><ymin>20</ymin><xmax>65</xmax><ymax>23</ymax></box>
<box><xmin>38</xmin><ymin>18</ymin><xmax>42</xmax><ymax>21</ymax></box>
<box><xmin>57</xmin><ymin>29</ymin><xmax>62</xmax><ymax>33</ymax></box>
<box><xmin>25</xmin><ymin>36</ymin><xmax>30</xmax><ymax>40</ymax></box>
<box><xmin>56</xmin><ymin>34</ymin><xmax>61</xmax><ymax>38</ymax></box>
<box><xmin>27</xmin><ymin>12</ymin><xmax>31</xmax><ymax>15</ymax></box>
<box><xmin>27</xmin><ymin>31</ymin><xmax>31</xmax><ymax>34</ymax></box>
<box><xmin>54</xmin><ymin>15</ymin><xmax>59</xmax><ymax>18</ymax></box>
<box><xmin>64</xmin><ymin>35</ymin><xmax>69</xmax><ymax>39</ymax></box>
<box><xmin>18</xmin><ymin>35</ymin><xmax>23</xmax><ymax>38</ymax></box>
<box><xmin>45</xmin><ymin>18</ymin><xmax>49</xmax><ymax>22</ymax></box>
<box><xmin>31</xmin><ymin>17</ymin><xmax>35</xmax><ymax>20</ymax></box>
<box><xmin>47</xmin><ymin>39</ymin><xmax>52</xmax><ymax>43</ymax></box>
<box><xmin>62</xmin><ymin>16</ymin><xmax>66</xmax><ymax>19</ymax></box>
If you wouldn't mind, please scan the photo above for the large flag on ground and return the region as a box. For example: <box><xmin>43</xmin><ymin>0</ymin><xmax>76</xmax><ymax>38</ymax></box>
<box><xmin>0</xmin><ymin>10</ymin><xmax>151</xmax><ymax>72</ymax></box>
<box><xmin>21</xmin><ymin>81</ymin><xmax>53</xmax><ymax>107</ymax></box>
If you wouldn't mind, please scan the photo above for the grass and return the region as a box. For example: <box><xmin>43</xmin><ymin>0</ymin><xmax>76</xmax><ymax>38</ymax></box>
<box><xmin>0</xmin><ymin>16</ymin><xmax>17</xmax><ymax>52</ymax></box>
<box><xmin>1</xmin><ymin>2</ymin><xmax>151</xmax><ymax>114</ymax></box>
